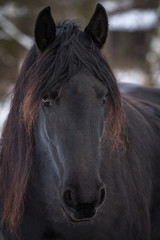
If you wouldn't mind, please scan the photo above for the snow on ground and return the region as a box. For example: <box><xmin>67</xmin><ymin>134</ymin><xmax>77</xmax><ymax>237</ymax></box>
<box><xmin>0</xmin><ymin>85</ymin><xmax>13</xmax><ymax>136</ymax></box>
<box><xmin>109</xmin><ymin>9</ymin><xmax>158</xmax><ymax>31</ymax></box>
<box><xmin>102</xmin><ymin>0</ymin><xmax>133</xmax><ymax>13</ymax></box>
<box><xmin>0</xmin><ymin>97</ymin><xmax>11</xmax><ymax>136</ymax></box>
<box><xmin>115</xmin><ymin>69</ymin><xmax>146</xmax><ymax>84</ymax></box>
<box><xmin>0</xmin><ymin>2</ymin><xmax>28</xmax><ymax>18</ymax></box>
<box><xmin>153</xmin><ymin>70</ymin><xmax>160</xmax><ymax>86</ymax></box>
<box><xmin>103</xmin><ymin>0</ymin><xmax>158</xmax><ymax>31</ymax></box>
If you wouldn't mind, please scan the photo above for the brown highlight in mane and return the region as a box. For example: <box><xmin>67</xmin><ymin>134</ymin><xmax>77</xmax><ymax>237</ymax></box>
<box><xmin>103</xmin><ymin>87</ymin><xmax>127</xmax><ymax>152</ymax></box>
<box><xmin>21</xmin><ymin>90</ymin><xmax>39</xmax><ymax>136</ymax></box>
<box><xmin>0</xmin><ymin>110</ymin><xmax>34</xmax><ymax>233</ymax></box>
<box><xmin>0</xmin><ymin>46</ymin><xmax>37</xmax><ymax>233</ymax></box>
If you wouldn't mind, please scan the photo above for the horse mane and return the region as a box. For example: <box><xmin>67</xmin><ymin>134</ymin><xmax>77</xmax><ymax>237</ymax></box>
<box><xmin>0</xmin><ymin>21</ymin><xmax>125</xmax><ymax>233</ymax></box>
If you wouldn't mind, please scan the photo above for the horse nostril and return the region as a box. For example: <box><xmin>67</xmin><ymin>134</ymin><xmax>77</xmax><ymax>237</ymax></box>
<box><xmin>63</xmin><ymin>190</ymin><xmax>74</xmax><ymax>208</ymax></box>
<box><xmin>63</xmin><ymin>185</ymin><xmax>106</xmax><ymax>212</ymax></box>
<box><xmin>97</xmin><ymin>187</ymin><xmax>106</xmax><ymax>208</ymax></box>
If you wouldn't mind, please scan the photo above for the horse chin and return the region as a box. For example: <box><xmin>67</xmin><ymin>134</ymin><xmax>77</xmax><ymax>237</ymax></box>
<box><xmin>62</xmin><ymin>206</ymin><xmax>96</xmax><ymax>223</ymax></box>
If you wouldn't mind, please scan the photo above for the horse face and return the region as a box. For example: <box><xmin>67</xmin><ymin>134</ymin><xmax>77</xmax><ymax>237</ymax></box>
<box><xmin>36</xmin><ymin>69</ymin><xmax>108</xmax><ymax>222</ymax></box>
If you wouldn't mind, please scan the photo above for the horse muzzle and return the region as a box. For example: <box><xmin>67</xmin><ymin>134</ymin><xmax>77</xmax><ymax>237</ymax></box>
<box><xmin>62</xmin><ymin>183</ymin><xmax>106</xmax><ymax>222</ymax></box>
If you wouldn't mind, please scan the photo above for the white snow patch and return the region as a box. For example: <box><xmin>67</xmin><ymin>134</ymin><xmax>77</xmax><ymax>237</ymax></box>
<box><xmin>153</xmin><ymin>70</ymin><xmax>160</xmax><ymax>86</ymax></box>
<box><xmin>102</xmin><ymin>0</ymin><xmax>132</xmax><ymax>12</ymax></box>
<box><xmin>150</xmin><ymin>36</ymin><xmax>160</xmax><ymax>55</ymax></box>
<box><xmin>109</xmin><ymin>9</ymin><xmax>158</xmax><ymax>31</ymax></box>
<box><xmin>0</xmin><ymin>85</ymin><xmax>13</xmax><ymax>136</ymax></box>
<box><xmin>102</xmin><ymin>1</ymin><xmax>121</xmax><ymax>12</ymax></box>
<box><xmin>0</xmin><ymin>3</ymin><xmax>28</xmax><ymax>18</ymax></box>
<box><xmin>115</xmin><ymin>69</ymin><xmax>146</xmax><ymax>84</ymax></box>
<box><xmin>0</xmin><ymin>97</ymin><xmax>11</xmax><ymax>136</ymax></box>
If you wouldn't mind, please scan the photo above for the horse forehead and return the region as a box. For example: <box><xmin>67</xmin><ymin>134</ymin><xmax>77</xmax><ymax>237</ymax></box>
<box><xmin>68</xmin><ymin>70</ymin><xmax>103</xmax><ymax>94</ymax></box>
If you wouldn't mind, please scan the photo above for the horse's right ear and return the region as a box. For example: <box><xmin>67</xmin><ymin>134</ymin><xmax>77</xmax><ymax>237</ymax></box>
<box><xmin>84</xmin><ymin>4</ymin><xmax>108</xmax><ymax>49</ymax></box>
<box><xmin>34</xmin><ymin>6</ymin><xmax>56</xmax><ymax>52</ymax></box>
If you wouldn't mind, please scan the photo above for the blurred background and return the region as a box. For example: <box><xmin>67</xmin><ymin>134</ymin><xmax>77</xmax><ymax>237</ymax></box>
<box><xmin>0</xmin><ymin>0</ymin><xmax>160</xmax><ymax>133</ymax></box>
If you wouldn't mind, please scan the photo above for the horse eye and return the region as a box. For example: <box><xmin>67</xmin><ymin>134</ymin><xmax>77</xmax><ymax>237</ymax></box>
<box><xmin>103</xmin><ymin>94</ymin><xmax>109</xmax><ymax>104</ymax></box>
<box><xmin>42</xmin><ymin>91</ymin><xmax>59</xmax><ymax>107</ymax></box>
<box><xmin>42</xmin><ymin>96</ymin><xmax>52</xmax><ymax>107</ymax></box>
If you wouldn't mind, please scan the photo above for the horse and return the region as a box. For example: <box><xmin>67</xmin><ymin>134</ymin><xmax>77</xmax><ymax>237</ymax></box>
<box><xmin>1</xmin><ymin>4</ymin><xmax>160</xmax><ymax>240</ymax></box>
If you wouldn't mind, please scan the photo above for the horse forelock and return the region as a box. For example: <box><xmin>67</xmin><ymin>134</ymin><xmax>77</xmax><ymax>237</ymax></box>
<box><xmin>0</xmin><ymin>21</ymin><xmax>126</xmax><ymax>233</ymax></box>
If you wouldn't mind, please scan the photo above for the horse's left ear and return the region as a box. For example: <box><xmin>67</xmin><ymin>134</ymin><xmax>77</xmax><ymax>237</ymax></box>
<box><xmin>34</xmin><ymin>6</ymin><xmax>56</xmax><ymax>52</ymax></box>
<box><xmin>84</xmin><ymin>3</ymin><xmax>108</xmax><ymax>49</ymax></box>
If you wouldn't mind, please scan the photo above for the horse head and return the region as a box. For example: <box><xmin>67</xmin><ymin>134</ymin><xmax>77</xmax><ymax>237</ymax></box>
<box><xmin>33</xmin><ymin>5</ymin><xmax>109</xmax><ymax>222</ymax></box>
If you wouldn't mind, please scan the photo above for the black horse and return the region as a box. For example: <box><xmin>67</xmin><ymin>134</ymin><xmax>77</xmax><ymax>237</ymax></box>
<box><xmin>1</xmin><ymin>4</ymin><xmax>160</xmax><ymax>240</ymax></box>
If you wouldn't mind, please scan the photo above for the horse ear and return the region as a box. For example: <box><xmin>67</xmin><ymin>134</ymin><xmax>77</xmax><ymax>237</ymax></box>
<box><xmin>84</xmin><ymin>3</ymin><xmax>108</xmax><ymax>49</ymax></box>
<box><xmin>34</xmin><ymin>6</ymin><xmax>56</xmax><ymax>52</ymax></box>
